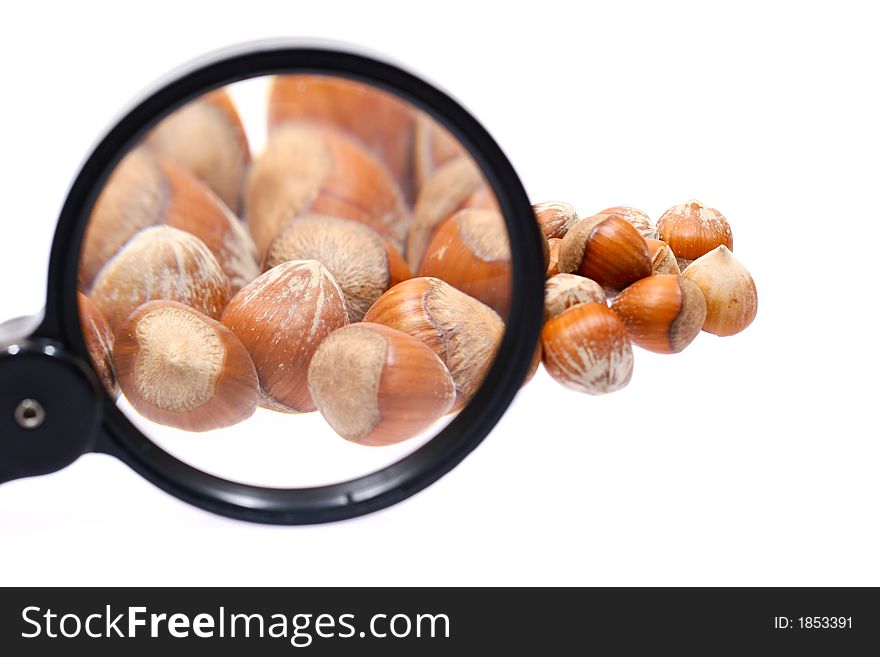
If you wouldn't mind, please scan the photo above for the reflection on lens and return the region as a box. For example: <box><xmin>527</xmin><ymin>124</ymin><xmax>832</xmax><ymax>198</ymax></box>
<box><xmin>77</xmin><ymin>74</ymin><xmax>512</xmax><ymax>487</ymax></box>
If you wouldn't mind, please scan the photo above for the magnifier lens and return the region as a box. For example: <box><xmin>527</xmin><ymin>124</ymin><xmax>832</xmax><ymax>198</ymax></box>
<box><xmin>76</xmin><ymin>73</ymin><xmax>514</xmax><ymax>489</ymax></box>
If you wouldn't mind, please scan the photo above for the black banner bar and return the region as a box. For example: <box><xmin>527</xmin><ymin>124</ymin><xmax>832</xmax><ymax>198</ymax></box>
<box><xmin>1</xmin><ymin>588</ymin><xmax>876</xmax><ymax>654</ymax></box>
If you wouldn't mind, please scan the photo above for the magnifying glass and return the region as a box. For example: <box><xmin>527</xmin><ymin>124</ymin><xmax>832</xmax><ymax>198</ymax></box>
<box><xmin>0</xmin><ymin>43</ymin><xmax>544</xmax><ymax>524</ymax></box>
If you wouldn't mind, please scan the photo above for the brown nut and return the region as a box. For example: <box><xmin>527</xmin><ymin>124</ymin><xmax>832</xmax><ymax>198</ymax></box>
<box><xmin>546</xmin><ymin>238</ymin><xmax>562</xmax><ymax>278</ymax></box>
<box><xmin>77</xmin><ymin>292</ymin><xmax>118</xmax><ymax>399</ymax></box>
<box><xmin>682</xmin><ymin>246</ymin><xmax>757</xmax><ymax>336</ymax></box>
<box><xmin>264</xmin><ymin>215</ymin><xmax>411</xmax><ymax>322</ymax></box>
<box><xmin>557</xmin><ymin>214</ymin><xmax>651</xmax><ymax>290</ymax></box>
<box><xmin>113</xmin><ymin>300</ymin><xmax>259</xmax><ymax>432</ymax></box>
<box><xmin>657</xmin><ymin>200</ymin><xmax>733</xmax><ymax>264</ymax></box>
<box><xmin>610</xmin><ymin>275</ymin><xmax>707</xmax><ymax>353</ymax></box>
<box><xmin>307</xmin><ymin>323</ymin><xmax>455</xmax><ymax>445</ymax></box>
<box><xmin>544</xmin><ymin>274</ymin><xmax>606</xmax><ymax>321</ymax></box>
<box><xmin>269</xmin><ymin>75</ymin><xmax>418</xmax><ymax>204</ymax></box>
<box><xmin>221</xmin><ymin>260</ymin><xmax>349</xmax><ymax>413</ymax></box>
<box><xmin>363</xmin><ymin>277</ymin><xmax>503</xmax><ymax>409</ymax></box>
<box><xmin>598</xmin><ymin>206</ymin><xmax>657</xmax><ymax>240</ymax></box>
<box><xmin>417</xmin><ymin>208</ymin><xmax>512</xmax><ymax>317</ymax></box>
<box><xmin>244</xmin><ymin>123</ymin><xmax>409</xmax><ymax>256</ymax></box>
<box><xmin>408</xmin><ymin>156</ymin><xmax>498</xmax><ymax>270</ymax></box>
<box><xmin>81</xmin><ymin>149</ymin><xmax>259</xmax><ymax>292</ymax></box>
<box><xmin>645</xmin><ymin>238</ymin><xmax>681</xmax><ymax>275</ymax></box>
<box><xmin>145</xmin><ymin>89</ymin><xmax>250</xmax><ymax>213</ymax></box>
<box><xmin>541</xmin><ymin>302</ymin><xmax>633</xmax><ymax>395</ymax></box>
<box><xmin>91</xmin><ymin>226</ymin><xmax>231</xmax><ymax>331</ymax></box>
<box><xmin>533</xmin><ymin>201</ymin><xmax>580</xmax><ymax>240</ymax></box>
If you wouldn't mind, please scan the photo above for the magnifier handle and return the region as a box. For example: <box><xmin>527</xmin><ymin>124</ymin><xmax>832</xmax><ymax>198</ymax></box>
<box><xmin>0</xmin><ymin>313</ymin><xmax>102</xmax><ymax>484</ymax></box>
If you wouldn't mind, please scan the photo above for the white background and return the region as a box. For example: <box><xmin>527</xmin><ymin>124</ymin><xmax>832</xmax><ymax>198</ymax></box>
<box><xmin>2</xmin><ymin>0</ymin><xmax>879</xmax><ymax>586</ymax></box>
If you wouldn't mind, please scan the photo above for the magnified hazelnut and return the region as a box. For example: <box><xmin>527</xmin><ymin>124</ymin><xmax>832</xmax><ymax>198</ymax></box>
<box><xmin>308</xmin><ymin>323</ymin><xmax>455</xmax><ymax>445</ymax></box>
<box><xmin>363</xmin><ymin>277</ymin><xmax>503</xmax><ymax>409</ymax></box>
<box><xmin>657</xmin><ymin>200</ymin><xmax>733</xmax><ymax>267</ymax></box>
<box><xmin>544</xmin><ymin>274</ymin><xmax>605</xmax><ymax>321</ymax></box>
<box><xmin>598</xmin><ymin>206</ymin><xmax>657</xmax><ymax>240</ymax></box>
<box><xmin>610</xmin><ymin>275</ymin><xmax>707</xmax><ymax>353</ymax></box>
<box><xmin>221</xmin><ymin>260</ymin><xmax>349</xmax><ymax>413</ymax></box>
<box><xmin>81</xmin><ymin>149</ymin><xmax>259</xmax><ymax>292</ymax></box>
<box><xmin>114</xmin><ymin>301</ymin><xmax>258</xmax><ymax>432</ymax></box>
<box><xmin>244</xmin><ymin>123</ymin><xmax>409</xmax><ymax>256</ymax></box>
<box><xmin>77</xmin><ymin>292</ymin><xmax>118</xmax><ymax>399</ymax></box>
<box><xmin>269</xmin><ymin>75</ymin><xmax>418</xmax><ymax>203</ymax></box>
<box><xmin>417</xmin><ymin>209</ymin><xmax>511</xmax><ymax>316</ymax></box>
<box><xmin>145</xmin><ymin>89</ymin><xmax>250</xmax><ymax>213</ymax></box>
<box><xmin>413</xmin><ymin>112</ymin><xmax>467</xmax><ymax>190</ymax></box>
<box><xmin>408</xmin><ymin>156</ymin><xmax>498</xmax><ymax>270</ymax></box>
<box><xmin>264</xmin><ymin>215</ymin><xmax>411</xmax><ymax>322</ymax></box>
<box><xmin>541</xmin><ymin>302</ymin><xmax>633</xmax><ymax>395</ymax></box>
<box><xmin>533</xmin><ymin>201</ymin><xmax>580</xmax><ymax>240</ymax></box>
<box><xmin>91</xmin><ymin>226</ymin><xmax>231</xmax><ymax>330</ymax></box>
<box><xmin>557</xmin><ymin>214</ymin><xmax>651</xmax><ymax>290</ymax></box>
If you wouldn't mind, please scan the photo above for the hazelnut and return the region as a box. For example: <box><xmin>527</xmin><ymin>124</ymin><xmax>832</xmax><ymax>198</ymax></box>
<box><xmin>682</xmin><ymin>246</ymin><xmax>757</xmax><ymax>336</ymax></box>
<box><xmin>557</xmin><ymin>214</ymin><xmax>652</xmax><ymax>290</ymax></box>
<box><xmin>544</xmin><ymin>274</ymin><xmax>605</xmax><ymax>321</ymax></box>
<box><xmin>91</xmin><ymin>226</ymin><xmax>231</xmax><ymax>330</ymax></box>
<box><xmin>598</xmin><ymin>206</ymin><xmax>657</xmax><ymax>240</ymax></box>
<box><xmin>363</xmin><ymin>277</ymin><xmax>504</xmax><ymax>409</ymax></box>
<box><xmin>417</xmin><ymin>208</ymin><xmax>512</xmax><ymax>316</ymax></box>
<box><xmin>645</xmin><ymin>238</ymin><xmax>681</xmax><ymax>275</ymax></box>
<box><xmin>307</xmin><ymin>323</ymin><xmax>455</xmax><ymax>445</ymax></box>
<box><xmin>657</xmin><ymin>200</ymin><xmax>733</xmax><ymax>265</ymax></box>
<box><xmin>77</xmin><ymin>292</ymin><xmax>118</xmax><ymax>398</ymax></box>
<box><xmin>269</xmin><ymin>75</ymin><xmax>418</xmax><ymax>203</ymax></box>
<box><xmin>81</xmin><ymin>149</ymin><xmax>259</xmax><ymax>292</ymax></box>
<box><xmin>145</xmin><ymin>89</ymin><xmax>250</xmax><ymax>213</ymax></box>
<box><xmin>264</xmin><ymin>215</ymin><xmax>411</xmax><ymax>323</ymax></box>
<box><xmin>546</xmin><ymin>238</ymin><xmax>562</xmax><ymax>278</ymax></box>
<box><xmin>113</xmin><ymin>300</ymin><xmax>259</xmax><ymax>431</ymax></box>
<box><xmin>610</xmin><ymin>275</ymin><xmax>707</xmax><ymax>353</ymax></box>
<box><xmin>408</xmin><ymin>156</ymin><xmax>498</xmax><ymax>270</ymax></box>
<box><xmin>413</xmin><ymin>112</ymin><xmax>467</xmax><ymax>190</ymax></box>
<box><xmin>541</xmin><ymin>302</ymin><xmax>633</xmax><ymax>395</ymax></box>
<box><xmin>533</xmin><ymin>201</ymin><xmax>580</xmax><ymax>240</ymax></box>
<box><xmin>221</xmin><ymin>260</ymin><xmax>348</xmax><ymax>413</ymax></box>
<box><xmin>244</xmin><ymin>123</ymin><xmax>409</xmax><ymax>256</ymax></box>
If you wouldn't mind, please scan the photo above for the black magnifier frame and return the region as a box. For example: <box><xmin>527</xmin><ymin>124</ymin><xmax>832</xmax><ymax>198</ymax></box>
<box><xmin>0</xmin><ymin>43</ymin><xmax>544</xmax><ymax>524</ymax></box>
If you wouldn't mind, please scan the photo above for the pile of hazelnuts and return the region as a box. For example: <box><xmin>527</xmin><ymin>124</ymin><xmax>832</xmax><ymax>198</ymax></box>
<box><xmin>77</xmin><ymin>76</ymin><xmax>511</xmax><ymax>446</ymax></box>
<box><xmin>75</xmin><ymin>75</ymin><xmax>757</xmax><ymax>448</ymax></box>
<box><xmin>536</xmin><ymin>201</ymin><xmax>757</xmax><ymax>395</ymax></box>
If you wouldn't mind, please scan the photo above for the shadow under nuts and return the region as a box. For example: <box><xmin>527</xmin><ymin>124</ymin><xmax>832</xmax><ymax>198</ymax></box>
<box><xmin>308</xmin><ymin>323</ymin><xmax>455</xmax><ymax>445</ymax></box>
<box><xmin>264</xmin><ymin>215</ymin><xmax>411</xmax><ymax>323</ymax></box>
<box><xmin>557</xmin><ymin>214</ymin><xmax>652</xmax><ymax>290</ymax></box>
<box><xmin>221</xmin><ymin>260</ymin><xmax>349</xmax><ymax>413</ymax></box>
<box><xmin>610</xmin><ymin>275</ymin><xmax>707</xmax><ymax>354</ymax></box>
<box><xmin>363</xmin><ymin>277</ymin><xmax>503</xmax><ymax>410</ymax></box>
<box><xmin>541</xmin><ymin>302</ymin><xmax>634</xmax><ymax>395</ymax></box>
<box><xmin>417</xmin><ymin>208</ymin><xmax>512</xmax><ymax>317</ymax></box>
<box><xmin>113</xmin><ymin>300</ymin><xmax>259</xmax><ymax>432</ymax></box>
<box><xmin>91</xmin><ymin>225</ymin><xmax>231</xmax><ymax>331</ymax></box>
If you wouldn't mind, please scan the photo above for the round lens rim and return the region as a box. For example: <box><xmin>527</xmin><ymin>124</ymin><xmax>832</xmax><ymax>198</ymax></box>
<box><xmin>45</xmin><ymin>42</ymin><xmax>545</xmax><ymax>524</ymax></box>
